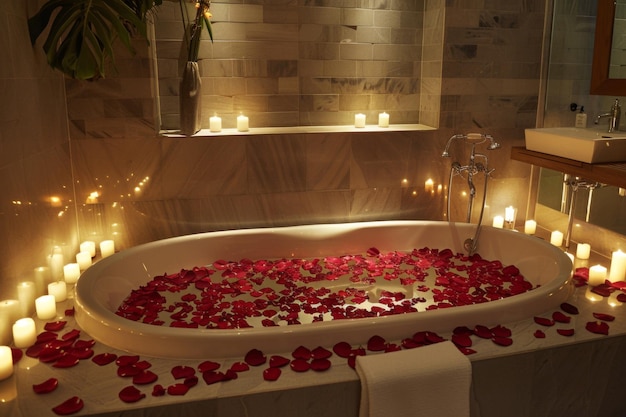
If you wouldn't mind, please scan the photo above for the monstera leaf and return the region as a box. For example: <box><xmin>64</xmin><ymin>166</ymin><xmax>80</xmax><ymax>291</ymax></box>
<box><xmin>28</xmin><ymin>0</ymin><xmax>160</xmax><ymax>80</ymax></box>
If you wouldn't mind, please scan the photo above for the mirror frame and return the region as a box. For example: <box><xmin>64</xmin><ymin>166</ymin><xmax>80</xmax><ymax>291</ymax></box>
<box><xmin>590</xmin><ymin>0</ymin><xmax>626</xmax><ymax>94</ymax></box>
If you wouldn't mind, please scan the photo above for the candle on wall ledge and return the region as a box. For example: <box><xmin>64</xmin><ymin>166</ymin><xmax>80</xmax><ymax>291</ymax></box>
<box><xmin>12</xmin><ymin>318</ymin><xmax>36</xmax><ymax>348</ymax></box>
<box><xmin>575</xmin><ymin>243</ymin><xmax>591</xmax><ymax>260</ymax></box>
<box><xmin>504</xmin><ymin>206</ymin><xmax>516</xmax><ymax>229</ymax></box>
<box><xmin>424</xmin><ymin>178</ymin><xmax>434</xmax><ymax>193</ymax></box>
<box><xmin>63</xmin><ymin>263</ymin><xmax>80</xmax><ymax>285</ymax></box>
<box><xmin>354</xmin><ymin>113</ymin><xmax>366</xmax><ymax>128</ymax></box>
<box><xmin>80</xmin><ymin>241</ymin><xmax>96</xmax><ymax>258</ymax></box>
<box><xmin>492</xmin><ymin>216</ymin><xmax>504</xmax><ymax>229</ymax></box>
<box><xmin>0</xmin><ymin>346</ymin><xmax>12</xmax><ymax>381</ymax></box>
<box><xmin>210</xmin><ymin>115</ymin><xmax>222</xmax><ymax>132</ymax></box>
<box><xmin>48</xmin><ymin>281</ymin><xmax>67</xmax><ymax>303</ymax></box>
<box><xmin>100</xmin><ymin>240</ymin><xmax>115</xmax><ymax>258</ymax></box>
<box><xmin>524</xmin><ymin>220</ymin><xmax>537</xmax><ymax>235</ymax></box>
<box><xmin>17</xmin><ymin>281</ymin><xmax>36</xmax><ymax>318</ymax></box>
<box><xmin>236</xmin><ymin>114</ymin><xmax>249</xmax><ymax>132</ymax></box>
<box><xmin>378</xmin><ymin>112</ymin><xmax>389</xmax><ymax>127</ymax></box>
<box><xmin>35</xmin><ymin>295</ymin><xmax>56</xmax><ymax>320</ymax></box>
<box><xmin>76</xmin><ymin>251</ymin><xmax>92</xmax><ymax>270</ymax></box>
<box><xmin>588</xmin><ymin>264</ymin><xmax>607</xmax><ymax>286</ymax></box>
<box><xmin>550</xmin><ymin>230</ymin><xmax>563</xmax><ymax>247</ymax></box>
<box><xmin>0</xmin><ymin>300</ymin><xmax>20</xmax><ymax>345</ymax></box>
<box><xmin>608</xmin><ymin>249</ymin><xmax>626</xmax><ymax>282</ymax></box>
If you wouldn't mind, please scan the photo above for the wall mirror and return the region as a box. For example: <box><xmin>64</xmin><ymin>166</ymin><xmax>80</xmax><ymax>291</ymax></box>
<box><xmin>590</xmin><ymin>0</ymin><xmax>626</xmax><ymax>95</ymax></box>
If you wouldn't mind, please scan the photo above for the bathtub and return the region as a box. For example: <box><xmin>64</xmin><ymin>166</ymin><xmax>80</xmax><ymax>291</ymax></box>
<box><xmin>74</xmin><ymin>221</ymin><xmax>573</xmax><ymax>359</ymax></box>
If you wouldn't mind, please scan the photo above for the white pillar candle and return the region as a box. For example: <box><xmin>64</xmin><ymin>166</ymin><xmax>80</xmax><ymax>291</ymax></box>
<box><xmin>0</xmin><ymin>346</ymin><xmax>13</xmax><ymax>381</ymax></box>
<box><xmin>524</xmin><ymin>220</ymin><xmax>537</xmax><ymax>235</ymax></box>
<box><xmin>492</xmin><ymin>216</ymin><xmax>504</xmax><ymax>228</ymax></box>
<box><xmin>209</xmin><ymin>116</ymin><xmax>222</xmax><ymax>132</ymax></box>
<box><xmin>76</xmin><ymin>251</ymin><xmax>92</xmax><ymax>270</ymax></box>
<box><xmin>35</xmin><ymin>295</ymin><xmax>57</xmax><ymax>320</ymax></box>
<box><xmin>16</xmin><ymin>282</ymin><xmax>36</xmax><ymax>318</ymax></box>
<box><xmin>588</xmin><ymin>264</ymin><xmax>607</xmax><ymax>286</ymax></box>
<box><xmin>100</xmin><ymin>240</ymin><xmax>115</xmax><ymax>258</ymax></box>
<box><xmin>424</xmin><ymin>178</ymin><xmax>434</xmax><ymax>193</ymax></box>
<box><xmin>80</xmin><ymin>241</ymin><xmax>96</xmax><ymax>257</ymax></box>
<box><xmin>550</xmin><ymin>230</ymin><xmax>563</xmax><ymax>247</ymax></box>
<box><xmin>12</xmin><ymin>318</ymin><xmax>36</xmax><ymax>348</ymax></box>
<box><xmin>63</xmin><ymin>263</ymin><xmax>80</xmax><ymax>284</ymax></box>
<box><xmin>354</xmin><ymin>113</ymin><xmax>366</xmax><ymax>128</ymax></box>
<box><xmin>237</xmin><ymin>115</ymin><xmax>249</xmax><ymax>132</ymax></box>
<box><xmin>0</xmin><ymin>300</ymin><xmax>20</xmax><ymax>346</ymax></box>
<box><xmin>48</xmin><ymin>253</ymin><xmax>64</xmax><ymax>281</ymax></box>
<box><xmin>576</xmin><ymin>243</ymin><xmax>591</xmax><ymax>260</ymax></box>
<box><xmin>378</xmin><ymin>112</ymin><xmax>389</xmax><ymax>127</ymax></box>
<box><xmin>33</xmin><ymin>266</ymin><xmax>51</xmax><ymax>297</ymax></box>
<box><xmin>608</xmin><ymin>249</ymin><xmax>626</xmax><ymax>282</ymax></box>
<box><xmin>504</xmin><ymin>206</ymin><xmax>516</xmax><ymax>222</ymax></box>
<box><xmin>48</xmin><ymin>281</ymin><xmax>67</xmax><ymax>303</ymax></box>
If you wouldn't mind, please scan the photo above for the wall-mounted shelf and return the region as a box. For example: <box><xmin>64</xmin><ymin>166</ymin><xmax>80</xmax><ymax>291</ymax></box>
<box><xmin>511</xmin><ymin>146</ymin><xmax>626</xmax><ymax>189</ymax></box>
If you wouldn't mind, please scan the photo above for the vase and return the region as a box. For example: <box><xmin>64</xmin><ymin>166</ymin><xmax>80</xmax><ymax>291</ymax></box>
<box><xmin>179</xmin><ymin>61</ymin><xmax>202</xmax><ymax>136</ymax></box>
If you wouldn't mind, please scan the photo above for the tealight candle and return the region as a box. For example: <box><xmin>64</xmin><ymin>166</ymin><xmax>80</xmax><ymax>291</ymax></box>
<box><xmin>17</xmin><ymin>281</ymin><xmax>36</xmax><ymax>317</ymax></box>
<box><xmin>0</xmin><ymin>300</ymin><xmax>20</xmax><ymax>345</ymax></box>
<box><xmin>378</xmin><ymin>112</ymin><xmax>389</xmax><ymax>127</ymax></box>
<box><xmin>608</xmin><ymin>249</ymin><xmax>626</xmax><ymax>282</ymax></box>
<box><xmin>76</xmin><ymin>251</ymin><xmax>92</xmax><ymax>270</ymax></box>
<box><xmin>237</xmin><ymin>115</ymin><xmax>249</xmax><ymax>132</ymax></box>
<box><xmin>35</xmin><ymin>295</ymin><xmax>56</xmax><ymax>320</ymax></box>
<box><xmin>354</xmin><ymin>113</ymin><xmax>366</xmax><ymax>128</ymax></box>
<box><xmin>80</xmin><ymin>241</ymin><xmax>96</xmax><ymax>257</ymax></box>
<box><xmin>12</xmin><ymin>318</ymin><xmax>36</xmax><ymax>348</ymax></box>
<box><xmin>588</xmin><ymin>264</ymin><xmax>607</xmax><ymax>286</ymax></box>
<box><xmin>576</xmin><ymin>243</ymin><xmax>591</xmax><ymax>260</ymax></box>
<box><xmin>550</xmin><ymin>230</ymin><xmax>563</xmax><ymax>247</ymax></box>
<box><xmin>48</xmin><ymin>281</ymin><xmax>67</xmax><ymax>303</ymax></box>
<box><xmin>0</xmin><ymin>346</ymin><xmax>12</xmax><ymax>381</ymax></box>
<box><xmin>100</xmin><ymin>240</ymin><xmax>115</xmax><ymax>258</ymax></box>
<box><xmin>63</xmin><ymin>263</ymin><xmax>80</xmax><ymax>284</ymax></box>
<box><xmin>492</xmin><ymin>216</ymin><xmax>504</xmax><ymax>228</ymax></box>
<box><xmin>33</xmin><ymin>266</ymin><xmax>51</xmax><ymax>297</ymax></box>
<box><xmin>524</xmin><ymin>220</ymin><xmax>537</xmax><ymax>235</ymax></box>
<box><xmin>210</xmin><ymin>115</ymin><xmax>222</xmax><ymax>132</ymax></box>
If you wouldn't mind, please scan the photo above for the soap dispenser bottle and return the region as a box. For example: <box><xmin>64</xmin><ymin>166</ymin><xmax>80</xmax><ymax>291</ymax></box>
<box><xmin>575</xmin><ymin>106</ymin><xmax>587</xmax><ymax>128</ymax></box>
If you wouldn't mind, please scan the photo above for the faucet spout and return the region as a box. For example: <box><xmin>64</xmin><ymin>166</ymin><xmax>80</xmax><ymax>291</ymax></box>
<box><xmin>594</xmin><ymin>99</ymin><xmax>621</xmax><ymax>132</ymax></box>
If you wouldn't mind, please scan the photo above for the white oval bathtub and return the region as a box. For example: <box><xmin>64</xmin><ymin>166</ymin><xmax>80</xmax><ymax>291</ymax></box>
<box><xmin>74</xmin><ymin>221</ymin><xmax>573</xmax><ymax>359</ymax></box>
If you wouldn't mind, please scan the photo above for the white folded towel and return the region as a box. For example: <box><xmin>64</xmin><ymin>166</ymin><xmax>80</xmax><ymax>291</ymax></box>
<box><xmin>355</xmin><ymin>340</ymin><xmax>472</xmax><ymax>417</ymax></box>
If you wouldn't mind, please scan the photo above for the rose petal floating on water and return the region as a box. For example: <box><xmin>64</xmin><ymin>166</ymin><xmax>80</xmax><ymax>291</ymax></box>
<box><xmin>263</xmin><ymin>367</ymin><xmax>281</xmax><ymax>381</ymax></box>
<box><xmin>92</xmin><ymin>352</ymin><xmax>117</xmax><ymax>366</ymax></box>
<box><xmin>244</xmin><ymin>349</ymin><xmax>266</xmax><ymax>366</ymax></box>
<box><xmin>586</xmin><ymin>321</ymin><xmax>609</xmax><ymax>335</ymax></box>
<box><xmin>33</xmin><ymin>377</ymin><xmax>58</xmax><ymax>394</ymax></box>
<box><xmin>52</xmin><ymin>396</ymin><xmax>83</xmax><ymax>415</ymax></box>
<box><xmin>560</xmin><ymin>302</ymin><xmax>579</xmax><ymax>315</ymax></box>
<box><xmin>592</xmin><ymin>312</ymin><xmax>615</xmax><ymax>322</ymax></box>
<box><xmin>557</xmin><ymin>328</ymin><xmax>575</xmax><ymax>337</ymax></box>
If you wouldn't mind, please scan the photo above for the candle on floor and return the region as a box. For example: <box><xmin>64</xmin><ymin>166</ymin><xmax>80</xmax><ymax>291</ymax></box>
<box><xmin>63</xmin><ymin>263</ymin><xmax>80</xmax><ymax>284</ymax></box>
<box><xmin>608</xmin><ymin>249</ymin><xmax>626</xmax><ymax>282</ymax></box>
<box><xmin>33</xmin><ymin>266</ymin><xmax>51</xmax><ymax>297</ymax></box>
<box><xmin>550</xmin><ymin>231</ymin><xmax>563</xmax><ymax>247</ymax></box>
<box><xmin>576</xmin><ymin>243</ymin><xmax>591</xmax><ymax>260</ymax></box>
<box><xmin>100</xmin><ymin>240</ymin><xmax>115</xmax><ymax>258</ymax></box>
<box><xmin>236</xmin><ymin>115</ymin><xmax>249</xmax><ymax>132</ymax></box>
<box><xmin>16</xmin><ymin>281</ymin><xmax>36</xmax><ymax>318</ymax></box>
<box><xmin>0</xmin><ymin>346</ymin><xmax>12</xmax><ymax>381</ymax></box>
<box><xmin>209</xmin><ymin>115</ymin><xmax>222</xmax><ymax>132</ymax></box>
<box><xmin>492</xmin><ymin>216</ymin><xmax>504</xmax><ymax>228</ymax></box>
<box><xmin>354</xmin><ymin>113</ymin><xmax>366</xmax><ymax>128</ymax></box>
<box><xmin>524</xmin><ymin>220</ymin><xmax>536</xmax><ymax>235</ymax></box>
<box><xmin>76</xmin><ymin>251</ymin><xmax>92</xmax><ymax>270</ymax></box>
<box><xmin>12</xmin><ymin>318</ymin><xmax>36</xmax><ymax>348</ymax></box>
<box><xmin>48</xmin><ymin>253</ymin><xmax>64</xmax><ymax>281</ymax></box>
<box><xmin>80</xmin><ymin>241</ymin><xmax>96</xmax><ymax>258</ymax></box>
<box><xmin>378</xmin><ymin>112</ymin><xmax>389</xmax><ymax>127</ymax></box>
<box><xmin>35</xmin><ymin>295</ymin><xmax>56</xmax><ymax>320</ymax></box>
<box><xmin>48</xmin><ymin>281</ymin><xmax>67</xmax><ymax>303</ymax></box>
<box><xmin>0</xmin><ymin>300</ymin><xmax>20</xmax><ymax>345</ymax></box>
<box><xmin>588</xmin><ymin>264</ymin><xmax>607</xmax><ymax>286</ymax></box>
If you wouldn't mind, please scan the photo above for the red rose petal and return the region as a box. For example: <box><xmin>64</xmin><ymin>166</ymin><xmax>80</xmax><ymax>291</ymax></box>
<box><xmin>151</xmin><ymin>384</ymin><xmax>166</xmax><ymax>396</ymax></box>
<box><xmin>202</xmin><ymin>371</ymin><xmax>225</xmax><ymax>385</ymax></box>
<box><xmin>133</xmin><ymin>370</ymin><xmax>158</xmax><ymax>385</ymax></box>
<box><xmin>492</xmin><ymin>336</ymin><xmax>513</xmax><ymax>346</ymax></box>
<box><xmin>490</xmin><ymin>325</ymin><xmax>512</xmax><ymax>338</ymax></box>
<box><xmin>290</xmin><ymin>358</ymin><xmax>310</xmax><ymax>372</ymax></box>
<box><xmin>560</xmin><ymin>302</ymin><xmax>579</xmax><ymax>315</ymax></box>
<box><xmin>37</xmin><ymin>331</ymin><xmax>59</xmax><ymax>343</ymax></box>
<box><xmin>11</xmin><ymin>348</ymin><xmax>23</xmax><ymax>363</ymax></box>
<box><xmin>33</xmin><ymin>377</ymin><xmax>58</xmax><ymax>394</ymax></box>
<box><xmin>451</xmin><ymin>333</ymin><xmax>472</xmax><ymax>348</ymax></box>
<box><xmin>115</xmin><ymin>355</ymin><xmax>139</xmax><ymax>367</ymax></box>
<box><xmin>263</xmin><ymin>367</ymin><xmax>281</xmax><ymax>381</ymax></box>
<box><xmin>92</xmin><ymin>352</ymin><xmax>117</xmax><ymax>366</ymax></box>
<box><xmin>534</xmin><ymin>330</ymin><xmax>546</xmax><ymax>338</ymax></box>
<box><xmin>586</xmin><ymin>321</ymin><xmax>609</xmax><ymax>335</ymax></box>
<box><xmin>533</xmin><ymin>316</ymin><xmax>554</xmax><ymax>327</ymax></box>
<box><xmin>44</xmin><ymin>321</ymin><xmax>67</xmax><ymax>332</ymax></box>
<box><xmin>244</xmin><ymin>349</ymin><xmax>266</xmax><ymax>366</ymax></box>
<box><xmin>366</xmin><ymin>335</ymin><xmax>387</xmax><ymax>351</ymax></box>
<box><xmin>61</xmin><ymin>329</ymin><xmax>80</xmax><ymax>342</ymax></box>
<box><xmin>119</xmin><ymin>385</ymin><xmax>145</xmax><ymax>403</ymax></box>
<box><xmin>229</xmin><ymin>362</ymin><xmax>250</xmax><ymax>372</ymax></box>
<box><xmin>311</xmin><ymin>346</ymin><xmax>332</xmax><ymax>359</ymax></box>
<box><xmin>167</xmin><ymin>383</ymin><xmax>190</xmax><ymax>396</ymax></box>
<box><xmin>557</xmin><ymin>328</ymin><xmax>575</xmax><ymax>337</ymax></box>
<box><xmin>617</xmin><ymin>293</ymin><xmax>626</xmax><ymax>303</ymax></box>
<box><xmin>171</xmin><ymin>365</ymin><xmax>195</xmax><ymax>379</ymax></box>
<box><xmin>292</xmin><ymin>345</ymin><xmax>311</xmax><ymax>360</ymax></box>
<box><xmin>592</xmin><ymin>312</ymin><xmax>615</xmax><ymax>322</ymax></box>
<box><xmin>52</xmin><ymin>396</ymin><xmax>84</xmax><ymax>415</ymax></box>
<box><xmin>269</xmin><ymin>355</ymin><xmax>290</xmax><ymax>368</ymax></box>
<box><xmin>117</xmin><ymin>365</ymin><xmax>141</xmax><ymax>377</ymax></box>
<box><xmin>53</xmin><ymin>354</ymin><xmax>80</xmax><ymax>368</ymax></box>
<box><xmin>198</xmin><ymin>360</ymin><xmax>221</xmax><ymax>373</ymax></box>
<box><xmin>332</xmin><ymin>342</ymin><xmax>353</xmax><ymax>358</ymax></box>
<box><xmin>73</xmin><ymin>339</ymin><xmax>95</xmax><ymax>349</ymax></box>
<box><xmin>552</xmin><ymin>311</ymin><xmax>571</xmax><ymax>323</ymax></box>
<box><xmin>473</xmin><ymin>325</ymin><xmax>492</xmax><ymax>339</ymax></box>
<box><xmin>457</xmin><ymin>347</ymin><xmax>477</xmax><ymax>355</ymax></box>
<box><xmin>310</xmin><ymin>358</ymin><xmax>331</xmax><ymax>372</ymax></box>
<box><xmin>184</xmin><ymin>376</ymin><xmax>199</xmax><ymax>388</ymax></box>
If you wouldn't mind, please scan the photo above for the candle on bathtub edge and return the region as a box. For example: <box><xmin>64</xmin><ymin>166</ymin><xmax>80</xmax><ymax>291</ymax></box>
<box><xmin>63</xmin><ymin>263</ymin><xmax>80</xmax><ymax>285</ymax></box>
<box><xmin>524</xmin><ymin>220</ymin><xmax>537</xmax><ymax>235</ymax></box>
<box><xmin>576</xmin><ymin>243</ymin><xmax>591</xmax><ymax>260</ymax></box>
<box><xmin>12</xmin><ymin>318</ymin><xmax>36</xmax><ymax>348</ymax></box>
<box><xmin>492</xmin><ymin>216</ymin><xmax>504</xmax><ymax>229</ymax></box>
<box><xmin>378</xmin><ymin>112</ymin><xmax>389</xmax><ymax>127</ymax></box>
<box><xmin>0</xmin><ymin>346</ymin><xmax>12</xmax><ymax>381</ymax></box>
<box><xmin>100</xmin><ymin>240</ymin><xmax>115</xmax><ymax>258</ymax></box>
<box><xmin>550</xmin><ymin>230</ymin><xmax>563</xmax><ymax>247</ymax></box>
<box><xmin>35</xmin><ymin>295</ymin><xmax>56</xmax><ymax>320</ymax></box>
<box><xmin>237</xmin><ymin>115</ymin><xmax>249</xmax><ymax>132</ymax></box>
<box><xmin>210</xmin><ymin>115</ymin><xmax>222</xmax><ymax>132</ymax></box>
<box><xmin>608</xmin><ymin>249</ymin><xmax>626</xmax><ymax>282</ymax></box>
<box><xmin>76</xmin><ymin>251</ymin><xmax>92</xmax><ymax>270</ymax></box>
<box><xmin>0</xmin><ymin>300</ymin><xmax>20</xmax><ymax>346</ymax></box>
<box><xmin>48</xmin><ymin>281</ymin><xmax>67</xmax><ymax>303</ymax></box>
<box><xmin>80</xmin><ymin>241</ymin><xmax>96</xmax><ymax>258</ymax></box>
<box><xmin>588</xmin><ymin>264</ymin><xmax>607</xmax><ymax>286</ymax></box>
<box><xmin>17</xmin><ymin>281</ymin><xmax>36</xmax><ymax>318</ymax></box>
<box><xmin>354</xmin><ymin>113</ymin><xmax>366</xmax><ymax>128</ymax></box>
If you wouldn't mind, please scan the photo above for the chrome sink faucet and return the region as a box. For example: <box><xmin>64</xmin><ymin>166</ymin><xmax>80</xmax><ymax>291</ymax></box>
<box><xmin>594</xmin><ymin>98</ymin><xmax>621</xmax><ymax>132</ymax></box>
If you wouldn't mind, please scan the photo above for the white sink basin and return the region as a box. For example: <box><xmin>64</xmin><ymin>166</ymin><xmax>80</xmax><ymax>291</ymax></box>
<box><xmin>525</xmin><ymin>127</ymin><xmax>626</xmax><ymax>163</ymax></box>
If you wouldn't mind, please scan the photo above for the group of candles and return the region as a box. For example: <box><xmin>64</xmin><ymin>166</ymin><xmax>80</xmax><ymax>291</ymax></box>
<box><xmin>0</xmin><ymin>239</ymin><xmax>116</xmax><ymax>380</ymax></box>
<box><xmin>209</xmin><ymin>115</ymin><xmax>249</xmax><ymax>132</ymax></box>
<box><xmin>354</xmin><ymin>112</ymin><xmax>390</xmax><ymax>128</ymax></box>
